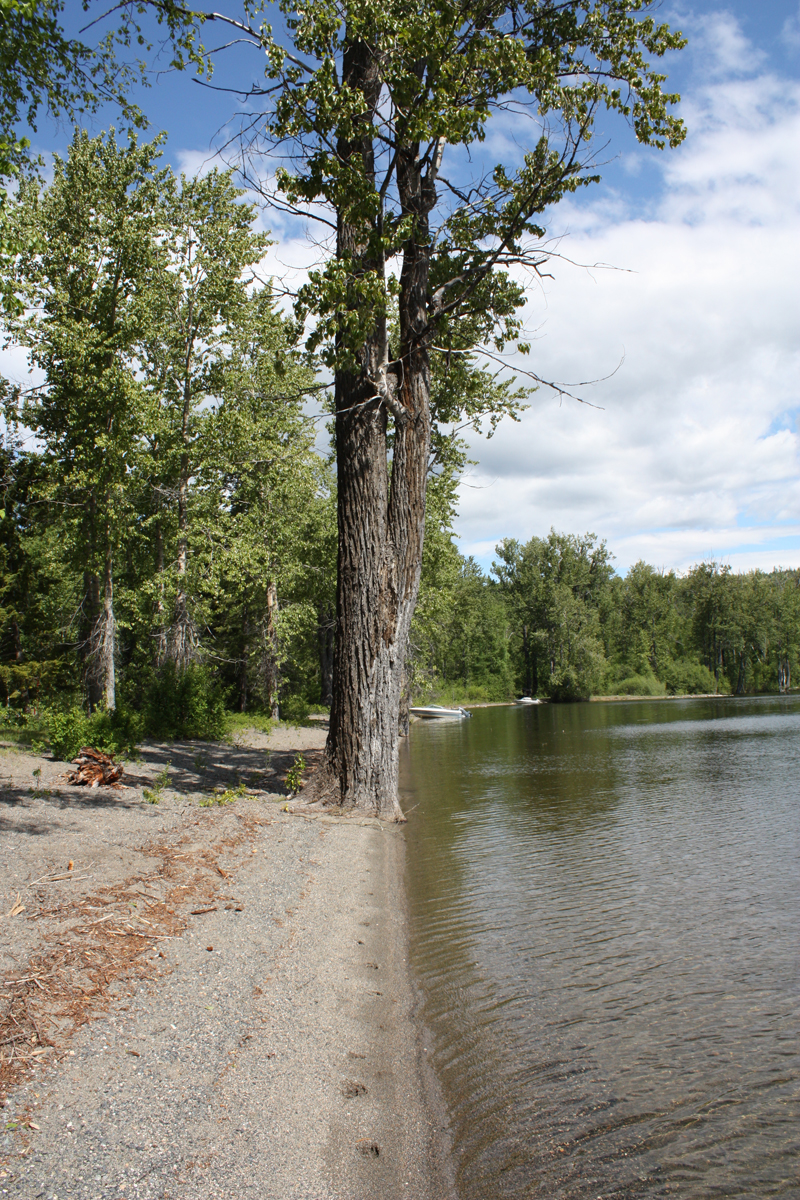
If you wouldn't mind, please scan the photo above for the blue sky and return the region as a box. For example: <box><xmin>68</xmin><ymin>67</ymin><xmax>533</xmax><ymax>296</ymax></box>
<box><xmin>10</xmin><ymin>1</ymin><xmax>800</xmax><ymax>576</ymax></box>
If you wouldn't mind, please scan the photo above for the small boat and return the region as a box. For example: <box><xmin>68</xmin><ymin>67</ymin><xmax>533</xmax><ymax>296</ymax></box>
<box><xmin>410</xmin><ymin>704</ymin><xmax>471</xmax><ymax>719</ymax></box>
<box><xmin>516</xmin><ymin>696</ymin><xmax>543</xmax><ymax>705</ymax></box>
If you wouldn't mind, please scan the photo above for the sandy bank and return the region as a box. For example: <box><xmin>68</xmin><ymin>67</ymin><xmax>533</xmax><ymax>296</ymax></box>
<box><xmin>0</xmin><ymin>727</ymin><xmax>454</xmax><ymax>1199</ymax></box>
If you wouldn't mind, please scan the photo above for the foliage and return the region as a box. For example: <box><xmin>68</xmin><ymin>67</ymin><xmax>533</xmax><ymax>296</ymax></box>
<box><xmin>3</xmin><ymin>133</ymin><xmax>328</xmax><ymax>727</ymax></box>
<box><xmin>415</xmin><ymin>533</ymin><xmax>800</xmax><ymax>703</ymax></box>
<box><xmin>140</xmin><ymin>663</ymin><xmax>227</xmax><ymax>742</ymax></box>
<box><xmin>0</xmin><ymin>0</ymin><xmax>147</xmax><ymax>310</ymax></box>
<box><xmin>279</xmin><ymin>695</ymin><xmax>311</xmax><ymax>725</ymax></box>
<box><xmin>494</xmin><ymin>530</ymin><xmax>613</xmax><ymax>700</ymax></box>
<box><xmin>143</xmin><ymin>765</ymin><xmax>170</xmax><ymax>804</ymax></box>
<box><xmin>199</xmin><ymin>782</ymin><xmax>247</xmax><ymax>806</ymax></box>
<box><xmin>285</xmin><ymin>754</ymin><xmax>306</xmax><ymax>795</ymax></box>
<box><xmin>44</xmin><ymin>703</ymin><xmax>141</xmax><ymax>761</ymax></box>
<box><xmin>223</xmin><ymin>712</ymin><xmax>274</xmax><ymax>740</ymax></box>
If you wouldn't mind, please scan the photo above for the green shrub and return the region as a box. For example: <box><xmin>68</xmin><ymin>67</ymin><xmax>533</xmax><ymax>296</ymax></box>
<box><xmin>141</xmin><ymin>663</ymin><xmax>227</xmax><ymax>741</ymax></box>
<box><xmin>45</xmin><ymin>704</ymin><xmax>141</xmax><ymax>761</ymax></box>
<box><xmin>45</xmin><ymin>708</ymin><xmax>90</xmax><ymax>761</ymax></box>
<box><xmin>613</xmin><ymin>672</ymin><xmax>666</xmax><ymax>697</ymax></box>
<box><xmin>664</xmin><ymin>659</ymin><xmax>720</xmax><ymax>695</ymax></box>
<box><xmin>279</xmin><ymin>694</ymin><xmax>310</xmax><ymax>725</ymax></box>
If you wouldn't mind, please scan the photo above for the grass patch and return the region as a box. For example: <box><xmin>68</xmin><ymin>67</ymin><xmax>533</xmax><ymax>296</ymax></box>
<box><xmin>199</xmin><ymin>782</ymin><xmax>248</xmax><ymax>807</ymax></box>
<box><xmin>143</xmin><ymin>766</ymin><xmax>171</xmax><ymax>805</ymax></box>
<box><xmin>223</xmin><ymin>712</ymin><xmax>275</xmax><ymax>741</ymax></box>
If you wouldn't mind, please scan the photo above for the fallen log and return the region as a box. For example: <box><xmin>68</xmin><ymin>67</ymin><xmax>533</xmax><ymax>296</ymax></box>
<box><xmin>67</xmin><ymin>747</ymin><xmax>124</xmax><ymax>789</ymax></box>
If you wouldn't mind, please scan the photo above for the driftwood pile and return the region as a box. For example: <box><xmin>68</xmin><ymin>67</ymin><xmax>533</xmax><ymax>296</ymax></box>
<box><xmin>66</xmin><ymin>747</ymin><xmax>124</xmax><ymax>789</ymax></box>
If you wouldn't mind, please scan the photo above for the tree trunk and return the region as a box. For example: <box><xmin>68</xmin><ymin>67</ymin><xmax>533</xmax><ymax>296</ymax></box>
<box><xmin>778</xmin><ymin>655</ymin><xmax>790</xmax><ymax>693</ymax></box>
<box><xmin>88</xmin><ymin>532</ymin><xmax>116</xmax><ymax>711</ymax></box>
<box><xmin>168</xmin><ymin>379</ymin><xmax>197</xmax><ymax>669</ymax></box>
<box><xmin>522</xmin><ymin>623</ymin><xmax>531</xmax><ymax>695</ymax></box>
<box><xmin>154</xmin><ymin>517</ymin><xmax>167</xmax><ymax>666</ymax></box>
<box><xmin>299</xmin><ymin>37</ymin><xmax>432</xmax><ymax>821</ymax></box>
<box><xmin>100</xmin><ymin>540</ymin><xmax>116</xmax><ymax>710</ymax></box>
<box><xmin>735</xmin><ymin>650</ymin><xmax>746</xmax><ymax>695</ymax></box>
<box><xmin>265</xmin><ymin>580</ymin><xmax>280</xmax><ymax>721</ymax></box>
<box><xmin>240</xmin><ymin>600</ymin><xmax>250</xmax><ymax>713</ymax></box>
<box><xmin>80</xmin><ymin>496</ymin><xmax>103</xmax><ymax>712</ymax></box>
<box><xmin>398</xmin><ymin>661</ymin><xmax>411</xmax><ymax>738</ymax></box>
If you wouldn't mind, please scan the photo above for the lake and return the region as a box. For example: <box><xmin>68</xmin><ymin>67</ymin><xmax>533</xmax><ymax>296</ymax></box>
<box><xmin>400</xmin><ymin>697</ymin><xmax>800</xmax><ymax>1199</ymax></box>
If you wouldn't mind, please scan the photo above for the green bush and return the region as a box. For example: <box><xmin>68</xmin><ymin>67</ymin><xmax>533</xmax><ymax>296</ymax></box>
<box><xmin>664</xmin><ymin>659</ymin><xmax>720</xmax><ymax>695</ymax></box>
<box><xmin>45</xmin><ymin>708</ymin><xmax>90</xmax><ymax>761</ymax></box>
<box><xmin>279</xmin><ymin>694</ymin><xmax>310</xmax><ymax>725</ymax></box>
<box><xmin>141</xmin><ymin>663</ymin><xmax>227</xmax><ymax>741</ymax></box>
<box><xmin>45</xmin><ymin>704</ymin><xmax>141</xmax><ymax>761</ymax></box>
<box><xmin>613</xmin><ymin>672</ymin><xmax>666</xmax><ymax>697</ymax></box>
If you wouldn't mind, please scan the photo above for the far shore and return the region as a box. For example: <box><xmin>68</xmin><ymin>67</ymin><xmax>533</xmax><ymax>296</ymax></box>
<box><xmin>432</xmin><ymin>691</ymin><xmax>792</xmax><ymax>710</ymax></box>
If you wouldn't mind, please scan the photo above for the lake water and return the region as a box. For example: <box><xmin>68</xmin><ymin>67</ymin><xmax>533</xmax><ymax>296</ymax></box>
<box><xmin>400</xmin><ymin>697</ymin><xmax>800</xmax><ymax>1199</ymax></box>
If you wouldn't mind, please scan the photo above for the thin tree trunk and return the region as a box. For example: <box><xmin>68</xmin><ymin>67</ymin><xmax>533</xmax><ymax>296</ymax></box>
<box><xmin>240</xmin><ymin>601</ymin><xmax>249</xmax><ymax>713</ymax></box>
<box><xmin>778</xmin><ymin>655</ymin><xmax>790</xmax><ymax>693</ymax></box>
<box><xmin>735</xmin><ymin>650</ymin><xmax>746</xmax><ymax>695</ymax></box>
<box><xmin>100</xmin><ymin>537</ymin><xmax>116</xmax><ymax>710</ymax></box>
<box><xmin>154</xmin><ymin>517</ymin><xmax>167</xmax><ymax>665</ymax></box>
<box><xmin>80</xmin><ymin>495</ymin><xmax>102</xmax><ymax>712</ymax></box>
<box><xmin>84</xmin><ymin>568</ymin><xmax>102</xmax><ymax>711</ymax></box>
<box><xmin>265</xmin><ymin>581</ymin><xmax>280</xmax><ymax>720</ymax></box>
<box><xmin>169</xmin><ymin>377</ymin><xmax>197</xmax><ymax>669</ymax></box>
<box><xmin>522</xmin><ymin>623</ymin><xmax>531</xmax><ymax>695</ymax></box>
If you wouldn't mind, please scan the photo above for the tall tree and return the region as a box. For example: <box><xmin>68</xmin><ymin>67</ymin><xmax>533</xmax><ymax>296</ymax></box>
<box><xmin>58</xmin><ymin>2</ymin><xmax>686</xmax><ymax>814</ymax></box>
<box><xmin>201</xmin><ymin>284</ymin><xmax>322</xmax><ymax>715</ymax></box>
<box><xmin>8</xmin><ymin>129</ymin><xmax>167</xmax><ymax>709</ymax></box>
<box><xmin>0</xmin><ymin>0</ymin><xmax>151</xmax><ymax>312</ymax></box>
<box><xmin>137</xmin><ymin>167</ymin><xmax>269</xmax><ymax>667</ymax></box>
<box><xmin>494</xmin><ymin>530</ymin><xmax>613</xmax><ymax>699</ymax></box>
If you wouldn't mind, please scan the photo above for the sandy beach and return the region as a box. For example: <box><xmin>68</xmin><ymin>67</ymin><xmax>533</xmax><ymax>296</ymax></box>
<box><xmin>0</xmin><ymin>725</ymin><xmax>455</xmax><ymax>1199</ymax></box>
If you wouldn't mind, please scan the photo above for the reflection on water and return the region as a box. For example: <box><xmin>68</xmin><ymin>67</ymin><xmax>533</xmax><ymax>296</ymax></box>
<box><xmin>401</xmin><ymin>698</ymin><xmax>800</xmax><ymax>1199</ymax></box>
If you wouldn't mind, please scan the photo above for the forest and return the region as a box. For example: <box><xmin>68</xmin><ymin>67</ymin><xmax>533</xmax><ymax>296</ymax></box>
<box><xmin>1</xmin><ymin>129</ymin><xmax>797</xmax><ymax>755</ymax></box>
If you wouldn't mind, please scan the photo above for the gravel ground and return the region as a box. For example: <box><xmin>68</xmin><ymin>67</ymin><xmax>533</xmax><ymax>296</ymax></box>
<box><xmin>0</xmin><ymin>727</ymin><xmax>455</xmax><ymax>1200</ymax></box>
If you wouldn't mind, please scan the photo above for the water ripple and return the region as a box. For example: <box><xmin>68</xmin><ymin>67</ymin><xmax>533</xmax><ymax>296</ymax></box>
<box><xmin>402</xmin><ymin>697</ymin><xmax>800</xmax><ymax>1199</ymax></box>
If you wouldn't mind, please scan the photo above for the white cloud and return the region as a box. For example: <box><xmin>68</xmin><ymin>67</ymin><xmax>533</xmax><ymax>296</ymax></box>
<box><xmin>174</xmin><ymin>148</ymin><xmax>226</xmax><ymax>178</ymax></box>
<box><xmin>688</xmin><ymin>10</ymin><xmax>766</xmax><ymax>77</ymax></box>
<box><xmin>455</xmin><ymin>41</ymin><xmax>800</xmax><ymax>577</ymax></box>
<box><xmin>781</xmin><ymin>3</ymin><xmax>800</xmax><ymax>49</ymax></box>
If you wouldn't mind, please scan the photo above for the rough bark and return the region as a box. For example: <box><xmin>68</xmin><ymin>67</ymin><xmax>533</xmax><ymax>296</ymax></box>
<box><xmin>300</xmin><ymin>46</ymin><xmax>433</xmax><ymax>821</ymax></box>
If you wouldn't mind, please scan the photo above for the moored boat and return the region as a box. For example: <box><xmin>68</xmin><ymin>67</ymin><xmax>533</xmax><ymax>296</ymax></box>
<box><xmin>410</xmin><ymin>704</ymin><xmax>471</xmax><ymax>719</ymax></box>
<box><xmin>516</xmin><ymin>696</ymin><xmax>543</xmax><ymax>704</ymax></box>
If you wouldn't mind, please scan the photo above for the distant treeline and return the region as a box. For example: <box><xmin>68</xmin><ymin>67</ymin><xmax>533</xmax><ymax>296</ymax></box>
<box><xmin>3</xmin><ymin>424</ymin><xmax>797</xmax><ymax>724</ymax></box>
<box><xmin>410</xmin><ymin>529</ymin><xmax>800</xmax><ymax>704</ymax></box>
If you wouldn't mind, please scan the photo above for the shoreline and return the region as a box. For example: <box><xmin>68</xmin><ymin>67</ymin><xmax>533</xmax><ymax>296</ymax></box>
<box><xmin>0</xmin><ymin>729</ymin><xmax>454</xmax><ymax>1199</ymax></box>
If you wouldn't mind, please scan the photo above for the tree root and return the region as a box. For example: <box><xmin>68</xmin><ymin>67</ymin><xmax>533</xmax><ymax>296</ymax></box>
<box><xmin>287</xmin><ymin>759</ymin><xmax>406</xmax><ymax>823</ymax></box>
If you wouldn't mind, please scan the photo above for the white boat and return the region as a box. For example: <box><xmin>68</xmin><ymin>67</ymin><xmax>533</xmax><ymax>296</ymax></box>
<box><xmin>516</xmin><ymin>696</ymin><xmax>543</xmax><ymax>705</ymax></box>
<box><xmin>410</xmin><ymin>704</ymin><xmax>471</xmax><ymax>719</ymax></box>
